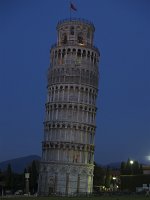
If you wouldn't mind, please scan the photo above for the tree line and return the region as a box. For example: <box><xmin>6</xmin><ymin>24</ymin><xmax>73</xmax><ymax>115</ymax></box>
<box><xmin>93</xmin><ymin>159</ymin><xmax>143</xmax><ymax>192</ymax></box>
<box><xmin>0</xmin><ymin>160</ymin><xmax>39</xmax><ymax>195</ymax></box>
<box><xmin>0</xmin><ymin>159</ymin><xmax>145</xmax><ymax>194</ymax></box>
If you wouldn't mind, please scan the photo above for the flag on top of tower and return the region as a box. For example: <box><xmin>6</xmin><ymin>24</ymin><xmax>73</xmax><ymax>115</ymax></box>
<box><xmin>70</xmin><ymin>2</ymin><xmax>77</xmax><ymax>11</ymax></box>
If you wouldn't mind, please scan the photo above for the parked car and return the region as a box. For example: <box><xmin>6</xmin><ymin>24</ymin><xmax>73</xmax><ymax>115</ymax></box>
<box><xmin>15</xmin><ymin>190</ymin><xmax>23</xmax><ymax>195</ymax></box>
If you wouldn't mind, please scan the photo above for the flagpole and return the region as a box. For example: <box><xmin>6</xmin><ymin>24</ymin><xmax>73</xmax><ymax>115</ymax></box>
<box><xmin>70</xmin><ymin>1</ymin><xmax>71</xmax><ymax>20</ymax></box>
<box><xmin>70</xmin><ymin>1</ymin><xmax>77</xmax><ymax>20</ymax></box>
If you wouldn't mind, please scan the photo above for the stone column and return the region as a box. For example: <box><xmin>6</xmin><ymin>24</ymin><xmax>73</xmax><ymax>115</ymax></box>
<box><xmin>77</xmin><ymin>174</ymin><xmax>80</xmax><ymax>193</ymax></box>
<box><xmin>54</xmin><ymin>173</ymin><xmax>58</xmax><ymax>193</ymax></box>
<box><xmin>62</xmin><ymin>87</ymin><xmax>65</xmax><ymax>101</ymax></box>
<box><xmin>65</xmin><ymin>173</ymin><xmax>69</xmax><ymax>195</ymax></box>
<box><xmin>78</xmin><ymin>88</ymin><xmax>80</xmax><ymax>103</ymax></box>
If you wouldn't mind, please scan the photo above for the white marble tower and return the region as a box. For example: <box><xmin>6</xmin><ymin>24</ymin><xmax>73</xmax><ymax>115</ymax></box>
<box><xmin>38</xmin><ymin>18</ymin><xmax>100</xmax><ymax>196</ymax></box>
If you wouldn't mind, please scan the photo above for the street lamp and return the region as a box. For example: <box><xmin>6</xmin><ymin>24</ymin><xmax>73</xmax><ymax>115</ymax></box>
<box><xmin>112</xmin><ymin>177</ymin><xmax>117</xmax><ymax>191</ymax></box>
<box><xmin>25</xmin><ymin>173</ymin><xmax>30</xmax><ymax>195</ymax></box>
<box><xmin>130</xmin><ymin>160</ymin><xmax>134</xmax><ymax>165</ymax></box>
<box><xmin>130</xmin><ymin>160</ymin><xmax>134</xmax><ymax>175</ymax></box>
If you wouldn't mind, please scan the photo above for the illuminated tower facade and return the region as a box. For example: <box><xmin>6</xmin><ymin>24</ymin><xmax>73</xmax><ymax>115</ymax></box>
<box><xmin>38</xmin><ymin>18</ymin><xmax>100</xmax><ymax>196</ymax></box>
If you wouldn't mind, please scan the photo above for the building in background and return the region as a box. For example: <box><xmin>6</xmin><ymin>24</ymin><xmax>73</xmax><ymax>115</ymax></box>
<box><xmin>38</xmin><ymin>18</ymin><xmax>100</xmax><ymax>196</ymax></box>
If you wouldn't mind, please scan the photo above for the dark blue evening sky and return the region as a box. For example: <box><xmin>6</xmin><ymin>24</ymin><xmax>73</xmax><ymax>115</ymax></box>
<box><xmin>0</xmin><ymin>0</ymin><xmax>150</xmax><ymax>164</ymax></box>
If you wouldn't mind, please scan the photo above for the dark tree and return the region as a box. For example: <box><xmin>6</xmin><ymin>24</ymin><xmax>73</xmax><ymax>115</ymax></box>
<box><xmin>105</xmin><ymin>167</ymin><xmax>111</xmax><ymax>188</ymax></box>
<box><xmin>28</xmin><ymin>160</ymin><xmax>39</xmax><ymax>193</ymax></box>
<box><xmin>120</xmin><ymin>159</ymin><xmax>143</xmax><ymax>175</ymax></box>
<box><xmin>12</xmin><ymin>173</ymin><xmax>24</xmax><ymax>191</ymax></box>
<box><xmin>120</xmin><ymin>161</ymin><xmax>126</xmax><ymax>175</ymax></box>
<box><xmin>93</xmin><ymin>162</ymin><xmax>106</xmax><ymax>186</ymax></box>
<box><xmin>5</xmin><ymin>164</ymin><xmax>13</xmax><ymax>191</ymax></box>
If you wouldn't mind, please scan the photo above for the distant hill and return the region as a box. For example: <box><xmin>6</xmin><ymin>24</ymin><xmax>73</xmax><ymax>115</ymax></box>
<box><xmin>0</xmin><ymin>155</ymin><xmax>41</xmax><ymax>173</ymax></box>
<box><xmin>0</xmin><ymin>156</ymin><xmax>127</xmax><ymax>174</ymax></box>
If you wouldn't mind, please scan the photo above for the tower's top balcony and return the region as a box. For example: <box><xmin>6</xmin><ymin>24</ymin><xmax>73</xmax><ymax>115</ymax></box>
<box><xmin>56</xmin><ymin>18</ymin><xmax>96</xmax><ymax>47</ymax></box>
<box><xmin>57</xmin><ymin>18</ymin><xmax>95</xmax><ymax>31</ymax></box>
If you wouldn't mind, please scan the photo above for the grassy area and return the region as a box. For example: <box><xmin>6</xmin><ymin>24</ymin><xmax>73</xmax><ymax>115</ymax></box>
<box><xmin>0</xmin><ymin>195</ymin><xmax>148</xmax><ymax>200</ymax></box>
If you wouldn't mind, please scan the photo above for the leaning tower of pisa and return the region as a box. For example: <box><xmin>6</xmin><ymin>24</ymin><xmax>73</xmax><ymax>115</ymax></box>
<box><xmin>38</xmin><ymin>18</ymin><xmax>100</xmax><ymax>196</ymax></box>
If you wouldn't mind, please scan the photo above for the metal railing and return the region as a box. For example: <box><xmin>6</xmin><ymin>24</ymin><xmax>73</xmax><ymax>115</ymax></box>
<box><xmin>51</xmin><ymin>41</ymin><xmax>99</xmax><ymax>54</ymax></box>
<box><xmin>57</xmin><ymin>18</ymin><xmax>95</xmax><ymax>30</ymax></box>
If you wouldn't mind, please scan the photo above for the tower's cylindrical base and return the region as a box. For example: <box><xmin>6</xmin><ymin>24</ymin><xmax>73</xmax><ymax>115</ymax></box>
<box><xmin>38</xmin><ymin>162</ymin><xmax>94</xmax><ymax>196</ymax></box>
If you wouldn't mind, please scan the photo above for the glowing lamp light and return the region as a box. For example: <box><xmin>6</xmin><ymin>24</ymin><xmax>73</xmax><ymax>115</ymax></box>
<box><xmin>146</xmin><ymin>156</ymin><xmax>150</xmax><ymax>161</ymax></box>
<box><xmin>130</xmin><ymin>160</ymin><xmax>134</xmax><ymax>165</ymax></box>
<box><xmin>79</xmin><ymin>43</ymin><xmax>84</xmax><ymax>46</ymax></box>
<box><xmin>25</xmin><ymin>173</ymin><xmax>30</xmax><ymax>179</ymax></box>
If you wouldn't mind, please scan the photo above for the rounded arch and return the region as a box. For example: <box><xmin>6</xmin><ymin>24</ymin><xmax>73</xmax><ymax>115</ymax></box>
<box><xmin>67</xmin><ymin>48</ymin><xmax>71</xmax><ymax>54</ymax></box>
<box><xmin>73</xmin><ymin>48</ymin><xmax>76</xmax><ymax>55</ymax></box>
<box><xmin>58</xmin><ymin>49</ymin><xmax>61</xmax><ymax>58</ymax></box>
<box><xmin>62</xmin><ymin>49</ymin><xmax>66</xmax><ymax>59</ymax></box>
<box><xmin>87</xmin><ymin>51</ymin><xmax>90</xmax><ymax>58</ymax></box>
<box><xmin>77</xmin><ymin>49</ymin><xmax>81</xmax><ymax>57</ymax></box>
<box><xmin>82</xmin><ymin>49</ymin><xmax>86</xmax><ymax>57</ymax></box>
